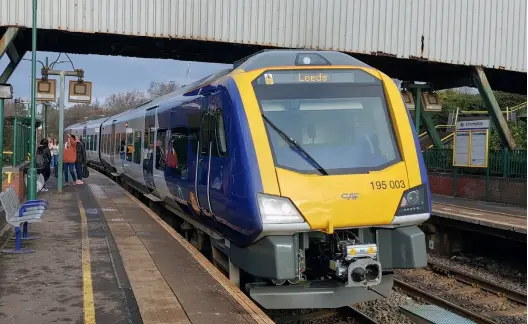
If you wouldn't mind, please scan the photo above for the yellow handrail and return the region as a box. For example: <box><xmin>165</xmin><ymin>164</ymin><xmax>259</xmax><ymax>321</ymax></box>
<box><xmin>423</xmin><ymin>132</ymin><xmax>455</xmax><ymax>151</ymax></box>
<box><xmin>418</xmin><ymin>125</ymin><xmax>455</xmax><ymax>138</ymax></box>
<box><xmin>460</xmin><ymin>101</ymin><xmax>526</xmax><ymax>115</ymax></box>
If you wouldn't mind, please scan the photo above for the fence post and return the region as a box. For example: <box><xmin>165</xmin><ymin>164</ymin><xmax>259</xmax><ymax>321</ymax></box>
<box><xmin>485</xmin><ymin>166</ymin><xmax>490</xmax><ymax>201</ymax></box>
<box><xmin>452</xmin><ymin>167</ymin><xmax>458</xmax><ymax>196</ymax></box>
<box><xmin>502</xmin><ymin>148</ymin><xmax>509</xmax><ymax>177</ymax></box>
<box><xmin>12</xmin><ymin>118</ymin><xmax>17</xmax><ymax>167</ymax></box>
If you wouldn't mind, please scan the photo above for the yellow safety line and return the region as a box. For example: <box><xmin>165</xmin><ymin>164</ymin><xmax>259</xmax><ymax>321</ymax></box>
<box><xmin>113</xmin><ymin>182</ymin><xmax>274</xmax><ymax>324</ymax></box>
<box><xmin>78</xmin><ymin>195</ymin><xmax>96</xmax><ymax>324</ymax></box>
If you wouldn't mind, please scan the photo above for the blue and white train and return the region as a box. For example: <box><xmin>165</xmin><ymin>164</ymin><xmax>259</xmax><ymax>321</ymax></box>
<box><xmin>67</xmin><ymin>50</ymin><xmax>430</xmax><ymax>309</ymax></box>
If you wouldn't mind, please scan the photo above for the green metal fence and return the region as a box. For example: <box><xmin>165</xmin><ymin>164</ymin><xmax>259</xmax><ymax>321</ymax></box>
<box><xmin>2</xmin><ymin>116</ymin><xmax>34</xmax><ymax>167</ymax></box>
<box><xmin>423</xmin><ymin>148</ymin><xmax>527</xmax><ymax>178</ymax></box>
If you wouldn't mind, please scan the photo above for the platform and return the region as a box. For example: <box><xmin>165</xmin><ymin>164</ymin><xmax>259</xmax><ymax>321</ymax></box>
<box><xmin>431</xmin><ymin>194</ymin><xmax>527</xmax><ymax>234</ymax></box>
<box><xmin>0</xmin><ymin>171</ymin><xmax>273</xmax><ymax>324</ymax></box>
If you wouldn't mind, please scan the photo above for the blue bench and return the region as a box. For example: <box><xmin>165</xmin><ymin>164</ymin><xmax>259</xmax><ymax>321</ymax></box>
<box><xmin>0</xmin><ymin>187</ymin><xmax>48</xmax><ymax>254</ymax></box>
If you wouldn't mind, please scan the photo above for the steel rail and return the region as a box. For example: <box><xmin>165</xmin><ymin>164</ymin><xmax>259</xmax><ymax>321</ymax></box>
<box><xmin>428</xmin><ymin>261</ymin><xmax>527</xmax><ymax>305</ymax></box>
<box><xmin>393</xmin><ymin>278</ymin><xmax>495</xmax><ymax>324</ymax></box>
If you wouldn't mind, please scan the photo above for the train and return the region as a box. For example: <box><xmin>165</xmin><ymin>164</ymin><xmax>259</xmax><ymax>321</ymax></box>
<box><xmin>66</xmin><ymin>50</ymin><xmax>430</xmax><ymax>310</ymax></box>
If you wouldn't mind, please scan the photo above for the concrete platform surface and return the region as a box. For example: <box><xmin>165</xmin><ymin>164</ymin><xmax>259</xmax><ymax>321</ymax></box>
<box><xmin>432</xmin><ymin>194</ymin><xmax>527</xmax><ymax>233</ymax></box>
<box><xmin>0</xmin><ymin>172</ymin><xmax>273</xmax><ymax>324</ymax></box>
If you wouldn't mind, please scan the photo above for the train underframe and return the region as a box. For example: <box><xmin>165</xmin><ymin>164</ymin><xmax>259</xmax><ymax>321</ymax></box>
<box><xmin>92</xmin><ymin>162</ymin><xmax>427</xmax><ymax>309</ymax></box>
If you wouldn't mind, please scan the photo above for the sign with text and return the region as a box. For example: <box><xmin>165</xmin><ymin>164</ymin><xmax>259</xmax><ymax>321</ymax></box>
<box><xmin>455</xmin><ymin>119</ymin><xmax>491</xmax><ymax>131</ymax></box>
<box><xmin>453</xmin><ymin>128</ymin><xmax>489</xmax><ymax>168</ymax></box>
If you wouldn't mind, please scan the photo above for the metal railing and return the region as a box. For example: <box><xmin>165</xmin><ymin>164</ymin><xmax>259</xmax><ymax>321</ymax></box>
<box><xmin>424</xmin><ymin>148</ymin><xmax>527</xmax><ymax>178</ymax></box>
<box><xmin>2</xmin><ymin>117</ymin><xmax>32</xmax><ymax>167</ymax></box>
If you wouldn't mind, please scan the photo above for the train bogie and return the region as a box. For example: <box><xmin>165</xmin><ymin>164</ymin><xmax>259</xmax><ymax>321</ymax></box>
<box><xmin>65</xmin><ymin>50</ymin><xmax>430</xmax><ymax>310</ymax></box>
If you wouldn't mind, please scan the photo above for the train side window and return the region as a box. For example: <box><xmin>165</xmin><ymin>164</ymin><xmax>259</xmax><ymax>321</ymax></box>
<box><xmin>94</xmin><ymin>135</ymin><xmax>98</xmax><ymax>152</ymax></box>
<box><xmin>88</xmin><ymin>135</ymin><xmax>93</xmax><ymax>151</ymax></box>
<box><xmin>133</xmin><ymin>131</ymin><xmax>142</xmax><ymax>164</ymax></box>
<box><xmin>126</xmin><ymin>131</ymin><xmax>133</xmax><ymax>162</ymax></box>
<box><xmin>156</xmin><ymin>129</ymin><xmax>167</xmax><ymax>171</ymax></box>
<box><xmin>214</xmin><ymin>110</ymin><xmax>227</xmax><ymax>156</ymax></box>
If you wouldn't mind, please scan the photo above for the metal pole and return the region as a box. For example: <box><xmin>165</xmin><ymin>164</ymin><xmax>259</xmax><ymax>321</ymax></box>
<box><xmin>0</xmin><ymin>99</ymin><xmax>4</xmax><ymax>190</ymax></box>
<box><xmin>27</xmin><ymin>0</ymin><xmax>38</xmax><ymax>200</ymax></box>
<box><xmin>414</xmin><ymin>88</ymin><xmax>421</xmax><ymax>135</ymax></box>
<box><xmin>43</xmin><ymin>103</ymin><xmax>48</xmax><ymax>138</ymax></box>
<box><xmin>57</xmin><ymin>71</ymin><xmax>65</xmax><ymax>192</ymax></box>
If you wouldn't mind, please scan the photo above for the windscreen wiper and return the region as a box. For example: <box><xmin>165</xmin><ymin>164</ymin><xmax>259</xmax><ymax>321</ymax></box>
<box><xmin>262</xmin><ymin>115</ymin><xmax>328</xmax><ymax>176</ymax></box>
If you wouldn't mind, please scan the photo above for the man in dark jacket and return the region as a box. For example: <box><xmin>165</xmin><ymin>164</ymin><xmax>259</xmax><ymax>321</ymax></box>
<box><xmin>73</xmin><ymin>135</ymin><xmax>87</xmax><ymax>184</ymax></box>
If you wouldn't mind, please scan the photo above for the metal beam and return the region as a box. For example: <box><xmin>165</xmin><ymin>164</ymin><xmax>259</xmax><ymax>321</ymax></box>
<box><xmin>0</xmin><ymin>28</ymin><xmax>24</xmax><ymax>84</ymax></box>
<box><xmin>0</xmin><ymin>52</ymin><xmax>24</xmax><ymax>84</ymax></box>
<box><xmin>472</xmin><ymin>67</ymin><xmax>516</xmax><ymax>150</ymax></box>
<box><xmin>0</xmin><ymin>28</ymin><xmax>19</xmax><ymax>59</ymax></box>
<box><xmin>420</xmin><ymin>109</ymin><xmax>444</xmax><ymax>148</ymax></box>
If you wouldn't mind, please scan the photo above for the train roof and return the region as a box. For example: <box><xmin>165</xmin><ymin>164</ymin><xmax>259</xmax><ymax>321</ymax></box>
<box><xmin>234</xmin><ymin>49</ymin><xmax>372</xmax><ymax>71</ymax></box>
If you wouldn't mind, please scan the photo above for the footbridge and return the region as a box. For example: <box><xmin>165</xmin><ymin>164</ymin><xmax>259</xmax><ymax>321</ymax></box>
<box><xmin>0</xmin><ymin>0</ymin><xmax>526</xmax><ymax>149</ymax></box>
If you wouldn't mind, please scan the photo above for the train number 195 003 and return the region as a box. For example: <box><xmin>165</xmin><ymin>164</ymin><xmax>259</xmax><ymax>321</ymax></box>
<box><xmin>370</xmin><ymin>180</ymin><xmax>406</xmax><ymax>190</ymax></box>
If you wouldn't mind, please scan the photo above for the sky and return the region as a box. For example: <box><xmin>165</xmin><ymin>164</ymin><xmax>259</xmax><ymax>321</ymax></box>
<box><xmin>0</xmin><ymin>51</ymin><xmax>230</xmax><ymax>104</ymax></box>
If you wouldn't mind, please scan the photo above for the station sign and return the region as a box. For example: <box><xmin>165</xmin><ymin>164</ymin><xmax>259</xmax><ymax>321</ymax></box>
<box><xmin>400</xmin><ymin>91</ymin><xmax>442</xmax><ymax>112</ymax></box>
<box><xmin>453</xmin><ymin>119</ymin><xmax>490</xmax><ymax>168</ymax></box>
<box><xmin>401</xmin><ymin>91</ymin><xmax>415</xmax><ymax>110</ymax></box>
<box><xmin>422</xmin><ymin>92</ymin><xmax>442</xmax><ymax>112</ymax></box>
<box><xmin>68</xmin><ymin>80</ymin><xmax>92</xmax><ymax>103</ymax></box>
<box><xmin>36</xmin><ymin>78</ymin><xmax>57</xmax><ymax>102</ymax></box>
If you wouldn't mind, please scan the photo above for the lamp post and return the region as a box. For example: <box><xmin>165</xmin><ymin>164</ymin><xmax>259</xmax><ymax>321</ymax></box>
<box><xmin>27</xmin><ymin>0</ymin><xmax>38</xmax><ymax>200</ymax></box>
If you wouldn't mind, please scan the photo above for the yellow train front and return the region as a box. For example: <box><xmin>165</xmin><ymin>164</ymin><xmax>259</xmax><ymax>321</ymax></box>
<box><xmin>229</xmin><ymin>51</ymin><xmax>430</xmax><ymax>309</ymax></box>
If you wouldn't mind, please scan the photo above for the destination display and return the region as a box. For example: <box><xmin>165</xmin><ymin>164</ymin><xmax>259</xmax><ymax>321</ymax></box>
<box><xmin>255</xmin><ymin>69</ymin><xmax>379</xmax><ymax>85</ymax></box>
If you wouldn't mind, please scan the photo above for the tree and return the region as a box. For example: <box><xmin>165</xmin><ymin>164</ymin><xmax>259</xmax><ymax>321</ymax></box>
<box><xmin>147</xmin><ymin>81</ymin><xmax>181</xmax><ymax>99</ymax></box>
<box><xmin>104</xmin><ymin>90</ymin><xmax>148</xmax><ymax>114</ymax></box>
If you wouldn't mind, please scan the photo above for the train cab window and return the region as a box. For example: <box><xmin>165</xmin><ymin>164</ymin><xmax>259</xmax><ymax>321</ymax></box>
<box><xmin>133</xmin><ymin>131</ymin><xmax>142</xmax><ymax>164</ymax></box>
<box><xmin>156</xmin><ymin>129</ymin><xmax>167</xmax><ymax>171</ymax></box>
<box><xmin>253</xmin><ymin>69</ymin><xmax>401</xmax><ymax>175</ymax></box>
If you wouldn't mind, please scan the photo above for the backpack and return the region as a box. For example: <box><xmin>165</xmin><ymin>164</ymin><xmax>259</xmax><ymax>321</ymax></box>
<box><xmin>35</xmin><ymin>151</ymin><xmax>45</xmax><ymax>169</ymax></box>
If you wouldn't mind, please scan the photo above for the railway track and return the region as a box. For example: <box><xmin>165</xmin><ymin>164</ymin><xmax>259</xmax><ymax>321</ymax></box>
<box><xmin>394</xmin><ymin>261</ymin><xmax>527</xmax><ymax>324</ymax></box>
<box><xmin>271</xmin><ymin>306</ymin><xmax>378</xmax><ymax>323</ymax></box>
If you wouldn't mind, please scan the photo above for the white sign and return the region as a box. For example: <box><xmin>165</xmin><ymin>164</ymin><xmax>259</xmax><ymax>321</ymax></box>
<box><xmin>453</xmin><ymin>129</ymin><xmax>489</xmax><ymax>168</ymax></box>
<box><xmin>470</xmin><ymin>131</ymin><xmax>488</xmax><ymax>167</ymax></box>
<box><xmin>455</xmin><ymin>119</ymin><xmax>491</xmax><ymax>131</ymax></box>
<box><xmin>454</xmin><ymin>132</ymin><xmax>470</xmax><ymax>166</ymax></box>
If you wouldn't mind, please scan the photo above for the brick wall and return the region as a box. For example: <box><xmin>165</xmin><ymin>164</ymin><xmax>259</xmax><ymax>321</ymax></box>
<box><xmin>428</xmin><ymin>172</ymin><xmax>527</xmax><ymax>207</ymax></box>
<box><xmin>1</xmin><ymin>165</ymin><xmax>27</xmax><ymax>202</ymax></box>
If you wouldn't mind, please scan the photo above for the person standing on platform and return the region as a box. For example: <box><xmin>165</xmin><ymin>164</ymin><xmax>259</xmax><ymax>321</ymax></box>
<box><xmin>36</xmin><ymin>138</ymin><xmax>52</xmax><ymax>192</ymax></box>
<box><xmin>63</xmin><ymin>134</ymin><xmax>77</xmax><ymax>186</ymax></box>
<box><xmin>50</xmin><ymin>138</ymin><xmax>59</xmax><ymax>175</ymax></box>
<box><xmin>74</xmin><ymin>135</ymin><xmax>87</xmax><ymax>185</ymax></box>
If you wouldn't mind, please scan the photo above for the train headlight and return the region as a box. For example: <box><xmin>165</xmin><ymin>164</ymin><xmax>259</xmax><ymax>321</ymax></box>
<box><xmin>257</xmin><ymin>193</ymin><xmax>305</xmax><ymax>224</ymax></box>
<box><xmin>395</xmin><ymin>184</ymin><xmax>429</xmax><ymax>216</ymax></box>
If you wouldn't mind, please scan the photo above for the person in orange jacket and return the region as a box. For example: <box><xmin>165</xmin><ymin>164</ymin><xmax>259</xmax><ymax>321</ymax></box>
<box><xmin>63</xmin><ymin>133</ymin><xmax>78</xmax><ymax>185</ymax></box>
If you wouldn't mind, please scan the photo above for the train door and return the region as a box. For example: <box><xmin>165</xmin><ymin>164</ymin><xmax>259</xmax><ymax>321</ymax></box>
<box><xmin>143</xmin><ymin>108</ymin><xmax>156</xmax><ymax>191</ymax></box>
<box><xmin>114</xmin><ymin>124</ymin><xmax>124</xmax><ymax>175</ymax></box>
<box><xmin>82</xmin><ymin>126</ymin><xmax>87</xmax><ymax>140</ymax></box>
<box><xmin>195</xmin><ymin>93</ymin><xmax>226</xmax><ymax>218</ymax></box>
<box><xmin>152</xmin><ymin>111</ymin><xmax>171</xmax><ymax>199</ymax></box>
<box><xmin>110</xmin><ymin>120</ymin><xmax>116</xmax><ymax>165</ymax></box>
<box><xmin>196</xmin><ymin>110</ymin><xmax>213</xmax><ymax>216</ymax></box>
